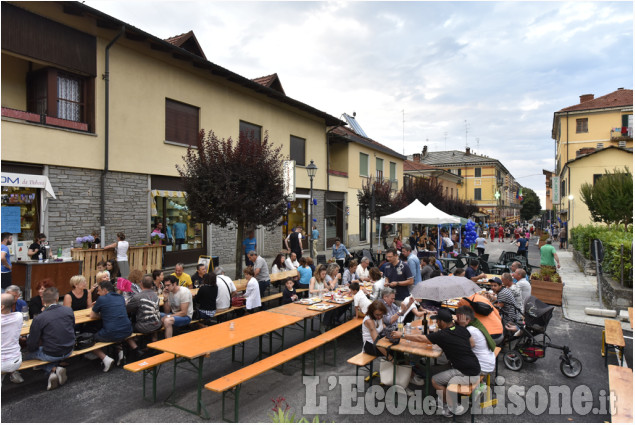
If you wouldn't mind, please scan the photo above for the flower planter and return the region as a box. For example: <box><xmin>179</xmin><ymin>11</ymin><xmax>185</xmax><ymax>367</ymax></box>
<box><xmin>538</xmin><ymin>240</ymin><xmax>547</xmax><ymax>248</ymax></box>
<box><xmin>530</xmin><ymin>279</ymin><xmax>563</xmax><ymax>306</ymax></box>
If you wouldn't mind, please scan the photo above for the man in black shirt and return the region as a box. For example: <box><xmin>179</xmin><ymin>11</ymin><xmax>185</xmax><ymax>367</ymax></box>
<box><xmin>285</xmin><ymin>226</ymin><xmax>303</xmax><ymax>259</ymax></box>
<box><xmin>383</xmin><ymin>248</ymin><xmax>413</xmax><ymax>304</ymax></box>
<box><xmin>392</xmin><ymin>308</ymin><xmax>480</xmax><ymax>417</ymax></box>
<box><xmin>191</xmin><ymin>263</ymin><xmax>207</xmax><ymax>288</ymax></box>
<box><xmin>28</xmin><ymin>233</ymin><xmax>49</xmax><ymax>261</ymax></box>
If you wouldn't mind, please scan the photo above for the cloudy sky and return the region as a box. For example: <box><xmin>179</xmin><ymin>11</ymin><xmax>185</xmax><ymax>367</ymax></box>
<box><xmin>90</xmin><ymin>1</ymin><xmax>633</xmax><ymax>208</ymax></box>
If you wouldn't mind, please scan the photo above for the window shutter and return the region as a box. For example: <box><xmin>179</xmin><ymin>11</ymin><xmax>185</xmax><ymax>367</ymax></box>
<box><xmin>166</xmin><ymin>99</ymin><xmax>199</xmax><ymax>146</ymax></box>
<box><xmin>290</xmin><ymin>136</ymin><xmax>306</xmax><ymax>166</ymax></box>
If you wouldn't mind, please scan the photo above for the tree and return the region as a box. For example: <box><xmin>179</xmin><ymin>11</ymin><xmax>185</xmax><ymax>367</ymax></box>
<box><xmin>580</xmin><ymin>167</ymin><xmax>632</xmax><ymax>230</ymax></box>
<box><xmin>177</xmin><ymin>130</ymin><xmax>287</xmax><ymax>278</ymax></box>
<box><xmin>357</xmin><ymin>178</ymin><xmax>395</xmax><ymax>250</ymax></box>
<box><xmin>520</xmin><ymin>187</ymin><xmax>541</xmax><ymax>221</ymax></box>
<box><xmin>442</xmin><ymin>197</ymin><xmax>480</xmax><ymax>218</ymax></box>
<box><xmin>393</xmin><ymin>176</ymin><xmax>444</xmax><ymax>210</ymax></box>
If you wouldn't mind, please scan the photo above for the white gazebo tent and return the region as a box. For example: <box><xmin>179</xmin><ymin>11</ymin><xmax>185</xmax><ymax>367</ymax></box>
<box><xmin>379</xmin><ymin>199</ymin><xmax>461</xmax><ymax>255</ymax></box>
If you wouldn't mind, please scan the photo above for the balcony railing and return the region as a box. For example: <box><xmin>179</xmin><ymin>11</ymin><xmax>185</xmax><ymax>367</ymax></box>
<box><xmin>2</xmin><ymin>107</ymin><xmax>88</xmax><ymax>132</ymax></box>
<box><xmin>610</xmin><ymin>127</ymin><xmax>632</xmax><ymax>142</ymax></box>
<box><xmin>327</xmin><ymin>169</ymin><xmax>348</xmax><ymax>178</ymax></box>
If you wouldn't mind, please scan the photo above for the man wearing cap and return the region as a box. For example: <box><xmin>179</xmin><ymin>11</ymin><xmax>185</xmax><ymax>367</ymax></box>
<box><xmin>486</xmin><ymin>277</ymin><xmax>520</xmax><ymax>327</ymax></box>
<box><xmin>392</xmin><ymin>308</ymin><xmax>480</xmax><ymax>417</ymax></box>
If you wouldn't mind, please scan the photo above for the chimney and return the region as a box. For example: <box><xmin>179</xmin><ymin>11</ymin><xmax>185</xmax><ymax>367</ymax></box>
<box><xmin>465</xmin><ymin>147</ymin><xmax>471</xmax><ymax>155</ymax></box>
<box><xmin>422</xmin><ymin>145</ymin><xmax>428</xmax><ymax>157</ymax></box>
<box><xmin>617</xmin><ymin>87</ymin><xmax>624</xmax><ymax>90</ymax></box>
<box><xmin>413</xmin><ymin>153</ymin><xmax>421</xmax><ymax>162</ymax></box>
<box><xmin>579</xmin><ymin>94</ymin><xmax>594</xmax><ymax>103</ymax></box>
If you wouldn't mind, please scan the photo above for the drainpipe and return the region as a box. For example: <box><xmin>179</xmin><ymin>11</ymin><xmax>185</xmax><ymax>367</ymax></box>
<box><xmin>101</xmin><ymin>26</ymin><xmax>126</xmax><ymax>245</ymax></box>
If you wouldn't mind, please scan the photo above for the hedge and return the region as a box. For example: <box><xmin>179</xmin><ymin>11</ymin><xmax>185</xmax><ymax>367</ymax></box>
<box><xmin>570</xmin><ymin>224</ymin><xmax>633</xmax><ymax>288</ymax></box>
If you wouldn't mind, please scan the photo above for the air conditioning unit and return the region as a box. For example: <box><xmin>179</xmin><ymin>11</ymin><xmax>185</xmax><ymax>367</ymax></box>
<box><xmin>596</xmin><ymin>142</ymin><xmax>604</xmax><ymax>149</ymax></box>
<box><xmin>618</xmin><ymin>140</ymin><xmax>626</xmax><ymax>148</ymax></box>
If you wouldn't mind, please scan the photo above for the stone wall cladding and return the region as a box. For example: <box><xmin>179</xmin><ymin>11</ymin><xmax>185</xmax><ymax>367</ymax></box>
<box><xmin>47</xmin><ymin>166</ymin><xmax>147</xmax><ymax>249</ymax></box>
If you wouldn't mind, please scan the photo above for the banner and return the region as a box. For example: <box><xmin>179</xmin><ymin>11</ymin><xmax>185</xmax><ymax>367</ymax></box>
<box><xmin>551</xmin><ymin>176</ymin><xmax>560</xmax><ymax>204</ymax></box>
<box><xmin>283</xmin><ymin>160</ymin><xmax>296</xmax><ymax>201</ymax></box>
<box><xmin>1</xmin><ymin>172</ymin><xmax>56</xmax><ymax>198</ymax></box>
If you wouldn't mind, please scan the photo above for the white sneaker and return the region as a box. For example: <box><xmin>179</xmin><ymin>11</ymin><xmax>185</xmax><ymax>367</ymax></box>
<box><xmin>47</xmin><ymin>372</ymin><xmax>59</xmax><ymax>390</ymax></box>
<box><xmin>449</xmin><ymin>404</ymin><xmax>467</xmax><ymax>416</ymax></box>
<box><xmin>441</xmin><ymin>406</ymin><xmax>453</xmax><ymax>418</ymax></box>
<box><xmin>410</xmin><ymin>374</ymin><xmax>425</xmax><ymax>386</ymax></box>
<box><xmin>102</xmin><ymin>356</ymin><xmax>114</xmax><ymax>372</ymax></box>
<box><xmin>404</xmin><ymin>387</ymin><xmax>415</xmax><ymax>397</ymax></box>
<box><xmin>56</xmin><ymin>367</ymin><xmax>67</xmax><ymax>386</ymax></box>
<box><xmin>116</xmin><ymin>350</ymin><xmax>125</xmax><ymax>366</ymax></box>
<box><xmin>9</xmin><ymin>371</ymin><xmax>24</xmax><ymax>384</ymax></box>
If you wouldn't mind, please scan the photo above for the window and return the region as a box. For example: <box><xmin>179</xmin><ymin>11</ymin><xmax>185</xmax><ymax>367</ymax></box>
<box><xmin>359</xmin><ymin>153</ymin><xmax>369</xmax><ymax>177</ymax></box>
<box><xmin>593</xmin><ymin>174</ymin><xmax>604</xmax><ymax>185</ymax></box>
<box><xmin>561</xmin><ymin>179</ymin><xmax>566</xmax><ymax>196</ymax></box>
<box><xmin>26</xmin><ymin>67</ymin><xmax>92</xmax><ymax>130</ymax></box>
<box><xmin>239</xmin><ymin>120</ymin><xmax>262</xmax><ymax>142</ymax></box>
<box><xmin>457</xmin><ymin>169</ymin><xmax>462</xmax><ymax>177</ymax></box>
<box><xmin>290</xmin><ymin>136</ymin><xmax>306</xmax><ymax>166</ymax></box>
<box><xmin>165</xmin><ymin>99</ymin><xmax>199</xmax><ymax>146</ymax></box>
<box><xmin>474</xmin><ymin>188</ymin><xmax>482</xmax><ymax>201</ymax></box>
<box><xmin>389</xmin><ymin>162</ymin><xmax>397</xmax><ymax>182</ymax></box>
<box><xmin>376</xmin><ymin>158</ymin><xmax>384</xmax><ymax>180</ymax></box>
<box><xmin>359</xmin><ymin>209</ymin><xmax>367</xmax><ymax>241</ymax></box>
<box><xmin>576</xmin><ymin>118</ymin><xmax>588</xmax><ymax>133</ymax></box>
<box><xmin>475</xmin><ymin>168</ymin><xmax>481</xmax><ymax>178</ymax></box>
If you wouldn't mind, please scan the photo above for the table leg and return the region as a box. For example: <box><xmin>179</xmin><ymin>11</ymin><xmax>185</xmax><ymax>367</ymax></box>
<box><xmin>425</xmin><ymin>357</ymin><xmax>431</xmax><ymax>396</ymax></box>
<box><xmin>259</xmin><ymin>335</ymin><xmax>263</xmax><ymax>360</ymax></box>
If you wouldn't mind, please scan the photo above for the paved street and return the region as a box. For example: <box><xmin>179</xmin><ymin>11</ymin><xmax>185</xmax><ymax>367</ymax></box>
<box><xmin>2</xmin><ymin>234</ymin><xmax>632</xmax><ymax>423</ymax></box>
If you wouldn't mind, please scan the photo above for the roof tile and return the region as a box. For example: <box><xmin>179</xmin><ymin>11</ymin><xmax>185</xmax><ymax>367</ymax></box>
<box><xmin>559</xmin><ymin>89</ymin><xmax>633</xmax><ymax>112</ymax></box>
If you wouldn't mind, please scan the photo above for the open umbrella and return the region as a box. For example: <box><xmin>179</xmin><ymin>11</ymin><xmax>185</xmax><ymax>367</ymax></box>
<box><xmin>409</xmin><ymin>275</ymin><xmax>482</xmax><ymax>301</ymax></box>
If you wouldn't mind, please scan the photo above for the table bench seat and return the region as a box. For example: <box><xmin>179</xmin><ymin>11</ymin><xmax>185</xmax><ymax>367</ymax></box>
<box><xmin>18</xmin><ymin>341</ymin><xmax>117</xmax><ymax>371</ymax></box>
<box><xmin>608</xmin><ymin>365</ymin><xmax>633</xmax><ymax>424</ymax></box>
<box><xmin>124</xmin><ymin>352</ymin><xmax>178</xmax><ymax>402</ymax></box>
<box><xmin>603</xmin><ymin>319</ymin><xmax>625</xmax><ymax>367</ymax></box>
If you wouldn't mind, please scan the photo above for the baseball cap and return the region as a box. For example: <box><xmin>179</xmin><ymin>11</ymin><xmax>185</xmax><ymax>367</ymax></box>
<box><xmin>430</xmin><ymin>309</ymin><xmax>453</xmax><ymax>323</ymax></box>
<box><xmin>488</xmin><ymin>277</ymin><xmax>502</xmax><ymax>285</ymax></box>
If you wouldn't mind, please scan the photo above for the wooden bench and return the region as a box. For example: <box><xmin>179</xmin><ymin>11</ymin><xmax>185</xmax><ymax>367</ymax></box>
<box><xmin>205</xmin><ymin>337</ymin><xmax>326</xmax><ymax>422</ymax></box>
<box><xmin>317</xmin><ymin>317</ymin><xmax>363</xmax><ymax>365</ymax></box>
<box><xmin>608</xmin><ymin>365</ymin><xmax>633</xmax><ymax>423</ymax></box>
<box><xmin>18</xmin><ymin>341</ymin><xmax>117</xmax><ymax>371</ymax></box>
<box><xmin>124</xmin><ymin>352</ymin><xmax>177</xmax><ymax>402</ymax></box>
<box><xmin>347</xmin><ymin>352</ymin><xmax>377</xmax><ymax>386</ymax></box>
<box><xmin>602</xmin><ymin>319</ymin><xmax>625</xmax><ymax>367</ymax></box>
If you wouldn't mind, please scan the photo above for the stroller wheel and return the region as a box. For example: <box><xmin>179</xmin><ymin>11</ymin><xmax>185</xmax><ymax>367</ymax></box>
<box><xmin>560</xmin><ymin>356</ymin><xmax>582</xmax><ymax>378</ymax></box>
<box><xmin>504</xmin><ymin>350</ymin><xmax>523</xmax><ymax>371</ymax></box>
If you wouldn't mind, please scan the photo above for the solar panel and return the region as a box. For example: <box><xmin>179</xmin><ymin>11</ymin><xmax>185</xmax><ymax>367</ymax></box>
<box><xmin>342</xmin><ymin>113</ymin><xmax>368</xmax><ymax>138</ymax></box>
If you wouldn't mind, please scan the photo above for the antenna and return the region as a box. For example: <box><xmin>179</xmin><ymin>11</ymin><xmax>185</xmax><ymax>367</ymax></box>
<box><xmin>402</xmin><ymin>110</ymin><xmax>405</xmax><ymax>155</ymax></box>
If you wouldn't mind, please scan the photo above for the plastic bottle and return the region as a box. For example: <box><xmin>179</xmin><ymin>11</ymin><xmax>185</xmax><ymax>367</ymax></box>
<box><xmin>405</xmin><ymin>323</ymin><xmax>411</xmax><ymax>335</ymax></box>
<box><xmin>57</xmin><ymin>247</ymin><xmax>62</xmax><ymax>258</ymax></box>
<box><xmin>229</xmin><ymin>322</ymin><xmax>235</xmax><ymax>331</ymax></box>
<box><xmin>38</xmin><ymin>252</ymin><xmax>43</xmax><ymax>262</ymax></box>
<box><xmin>21</xmin><ymin>305</ymin><xmax>29</xmax><ymax>322</ymax></box>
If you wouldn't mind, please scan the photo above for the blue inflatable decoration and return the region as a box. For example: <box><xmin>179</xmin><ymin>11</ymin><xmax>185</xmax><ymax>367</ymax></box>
<box><xmin>313</xmin><ymin>199</ymin><xmax>318</xmax><ymax>205</ymax></box>
<box><xmin>313</xmin><ymin>218</ymin><xmax>317</xmax><ymax>222</ymax></box>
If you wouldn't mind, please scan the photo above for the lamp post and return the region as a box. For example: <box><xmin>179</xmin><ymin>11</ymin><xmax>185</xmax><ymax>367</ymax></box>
<box><xmin>306</xmin><ymin>160</ymin><xmax>317</xmax><ymax>256</ymax></box>
<box><xmin>494</xmin><ymin>190</ymin><xmax>501</xmax><ymax>223</ymax></box>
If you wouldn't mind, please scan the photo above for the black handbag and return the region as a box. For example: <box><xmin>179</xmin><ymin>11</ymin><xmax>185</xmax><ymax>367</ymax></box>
<box><xmin>75</xmin><ymin>332</ymin><xmax>95</xmax><ymax>350</ymax></box>
<box><xmin>462</xmin><ymin>297</ymin><xmax>494</xmax><ymax>316</ymax></box>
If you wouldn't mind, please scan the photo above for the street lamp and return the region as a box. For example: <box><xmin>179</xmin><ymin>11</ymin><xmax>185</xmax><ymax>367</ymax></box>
<box><xmin>494</xmin><ymin>190</ymin><xmax>501</xmax><ymax>223</ymax></box>
<box><xmin>306</xmin><ymin>160</ymin><xmax>317</xmax><ymax>256</ymax></box>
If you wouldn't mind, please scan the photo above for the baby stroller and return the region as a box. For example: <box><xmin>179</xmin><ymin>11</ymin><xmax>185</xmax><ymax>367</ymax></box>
<box><xmin>503</xmin><ymin>296</ymin><xmax>582</xmax><ymax>378</ymax></box>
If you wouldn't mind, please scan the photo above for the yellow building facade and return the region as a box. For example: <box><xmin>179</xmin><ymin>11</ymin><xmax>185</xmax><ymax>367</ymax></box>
<box><xmin>551</xmin><ymin>89</ymin><xmax>633</xmax><ymax>234</ymax></box>
<box><xmin>1</xmin><ymin>1</ymin><xmax>343</xmax><ymax>265</ymax></box>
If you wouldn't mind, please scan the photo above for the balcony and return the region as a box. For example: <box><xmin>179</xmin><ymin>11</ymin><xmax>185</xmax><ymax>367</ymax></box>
<box><xmin>2</xmin><ymin>107</ymin><xmax>89</xmax><ymax>132</ymax></box>
<box><xmin>610</xmin><ymin>128</ymin><xmax>632</xmax><ymax>143</ymax></box>
<box><xmin>327</xmin><ymin>169</ymin><xmax>348</xmax><ymax>178</ymax></box>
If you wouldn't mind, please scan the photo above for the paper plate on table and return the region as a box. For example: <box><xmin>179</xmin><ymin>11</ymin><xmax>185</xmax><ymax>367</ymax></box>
<box><xmin>296</xmin><ymin>297</ymin><xmax>321</xmax><ymax>305</ymax></box>
<box><xmin>307</xmin><ymin>303</ymin><xmax>336</xmax><ymax>311</ymax></box>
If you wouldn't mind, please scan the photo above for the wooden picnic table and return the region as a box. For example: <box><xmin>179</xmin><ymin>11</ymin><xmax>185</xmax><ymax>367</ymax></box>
<box><xmin>147</xmin><ymin>310</ymin><xmax>302</xmax><ymax>418</ymax></box>
<box><xmin>608</xmin><ymin>365</ymin><xmax>633</xmax><ymax>423</ymax></box>
<box><xmin>376</xmin><ymin>335</ymin><xmax>442</xmax><ymax>395</ymax></box>
<box><xmin>629</xmin><ymin>307</ymin><xmax>633</xmax><ymax>329</ymax></box>
<box><xmin>20</xmin><ymin>307</ymin><xmax>95</xmax><ymax>336</ymax></box>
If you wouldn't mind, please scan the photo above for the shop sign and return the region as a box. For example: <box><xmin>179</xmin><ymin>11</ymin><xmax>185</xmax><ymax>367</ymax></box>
<box><xmin>283</xmin><ymin>160</ymin><xmax>295</xmax><ymax>201</ymax></box>
<box><xmin>1</xmin><ymin>172</ymin><xmax>56</xmax><ymax>198</ymax></box>
<box><xmin>551</xmin><ymin>176</ymin><xmax>560</xmax><ymax>204</ymax></box>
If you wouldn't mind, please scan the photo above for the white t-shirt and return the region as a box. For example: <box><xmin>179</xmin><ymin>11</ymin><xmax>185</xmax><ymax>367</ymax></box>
<box><xmin>443</xmin><ymin>236</ymin><xmax>454</xmax><ymax>248</ymax></box>
<box><xmin>116</xmin><ymin>241</ymin><xmax>129</xmax><ymax>262</ymax></box>
<box><xmin>271</xmin><ymin>264</ymin><xmax>286</xmax><ymax>274</ymax></box>
<box><xmin>466</xmin><ymin>325</ymin><xmax>495</xmax><ymax>373</ymax></box>
<box><xmin>356</xmin><ymin>265</ymin><xmax>370</xmax><ymax>281</ymax></box>
<box><xmin>244</xmin><ymin>277</ymin><xmax>262</xmax><ymax>310</ymax></box>
<box><xmin>168</xmin><ymin>286</ymin><xmax>193</xmax><ymax>318</ymax></box>
<box><xmin>284</xmin><ymin>258</ymin><xmax>299</xmax><ymax>271</ymax></box>
<box><xmin>353</xmin><ymin>290</ymin><xmax>371</xmax><ymax>315</ymax></box>
<box><xmin>216</xmin><ymin>275</ymin><xmax>237</xmax><ymax>310</ymax></box>
<box><xmin>371</xmin><ymin>278</ymin><xmax>385</xmax><ymax>300</ymax></box>
<box><xmin>362</xmin><ymin>315</ymin><xmax>384</xmax><ymax>345</ymax></box>
<box><xmin>516</xmin><ymin>278</ymin><xmax>532</xmax><ymax>311</ymax></box>
<box><xmin>475</xmin><ymin>237</ymin><xmax>487</xmax><ymax>249</ymax></box>
<box><xmin>1</xmin><ymin>312</ymin><xmax>23</xmax><ymax>364</ymax></box>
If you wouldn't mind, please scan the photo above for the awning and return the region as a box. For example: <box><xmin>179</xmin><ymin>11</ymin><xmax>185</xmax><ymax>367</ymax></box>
<box><xmin>1</xmin><ymin>172</ymin><xmax>56</xmax><ymax>198</ymax></box>
<box><xmin>472</xmin><ymin>212</ymin><xmax>489</xmax><ymax>218</ymax></box>
<box><xmin>150</xmin><ymin>189</ymin><xmax>186</xmax><ymax>216</ymax></box>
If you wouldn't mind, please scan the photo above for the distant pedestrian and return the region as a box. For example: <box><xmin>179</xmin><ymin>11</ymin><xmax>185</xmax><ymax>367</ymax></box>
<box><xmin>540</xmin><ymin>239</ymin><xmax>561</xmax><ymax>272</ymax></box>
<box><xmin>497</xmin><ymin>226</ymin><xmax>504</xmax><ymax>243</ymax></box>
<box><xmin>285</xmin><ymin>226</ymin><xmax>303</xmax><ymax>260</ymax></box>
<box><xmin>476</xmin><ymin>233</ymin><xmax>487</xmax><ymax>257</ymax></box>
<box><xmin>104</xmin><ymin>233</ymin><xmax>129</xmax><ymax>279</ymax></box>
<box><xmin>242</xmin><ymin>231</ymin><xmax>257</xmax><ymax>267</ymax></box>
<box><xmin>311</xmin><ymin>225</ymin><xmax>319</xmax><ymax>258</ymax></box>
<box><xmin>489</xmin><ymin>227</ymin><xmax>495</xmax><ymax>242</ymax></box>
<box><xmin>559</xmin><ymin>227</ymin><xmax>567</xmax><ymax>249</ymax></box>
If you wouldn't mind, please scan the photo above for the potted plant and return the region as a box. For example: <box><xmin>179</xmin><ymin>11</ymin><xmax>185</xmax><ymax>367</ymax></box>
<box><xmin>530</xmin><ymin>267</ymin><xmax>563</xmax><ymax>305</ymax></box>
<box><xmin>538</xmin><ymin>233</ymin><xmax>549</xmax><ymax>248</ymax></box>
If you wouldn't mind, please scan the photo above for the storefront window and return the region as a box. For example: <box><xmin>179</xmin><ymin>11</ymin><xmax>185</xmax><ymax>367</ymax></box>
<box><xmin>151</xmin><ymin>192</ymin><xmax>203</xmax><ymax>252</ymax></box>
<box><xmin>283</xmin><ymin>199</ymin><xmax>307</xmax><ymax>247</ymax></box>
<box><xmin>1</xmin><ymin>187</ymin><xmax>39</xmax><ymax>242</ymax></box>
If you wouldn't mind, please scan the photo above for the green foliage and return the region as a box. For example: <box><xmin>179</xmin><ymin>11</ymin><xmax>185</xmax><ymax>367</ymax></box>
<box><xmin>520</xmin><ymin>187</ymin><xmax>541</xmax><ymax>221</ymax></box>
<box><xmin>579</xmin><ymin>167</ymin><xmax>633</xmax><ymax>230</ymax></box>
<box><xmin>269</xmin><ymin>397</ymin><xmax>323</xmax><ymax>423</ymax></box>
<box><xmin>530</xmin><ymin>267</ymin><xmax>561</xmax><ymax>283</ymax></box>
<box><xmin>357</xmin><ymin>178</ymin><xmax>395</xmax><ymax>221</ymax></box>
<box><xmin>570</xmin><ymin>224</ymin><xmax>633</xmax><ymax>288</ymax></box>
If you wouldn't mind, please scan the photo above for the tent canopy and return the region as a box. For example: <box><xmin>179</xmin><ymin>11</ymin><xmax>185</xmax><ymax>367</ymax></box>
<box><xmin>379</xmin><ymin>199</ymin><xmax>460</xmax><ymax>225</ymax></box>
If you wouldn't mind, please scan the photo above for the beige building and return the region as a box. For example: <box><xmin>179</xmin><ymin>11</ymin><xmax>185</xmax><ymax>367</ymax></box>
<box><xmin>1</xmin><ymin>1</ymin><xmax>344</xmax><ymax>266</ymax></box>
<box><xmin>551</xmin><ymin>89</ymin><xmax>633</xmax><ymax>233</ymax></box>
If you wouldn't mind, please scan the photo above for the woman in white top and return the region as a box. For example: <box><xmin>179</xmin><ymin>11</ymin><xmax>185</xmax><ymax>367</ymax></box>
<box><xmin>362</xmin><ymin>300</ymin><xmax>391</xmax><ymax>359</ymax></box>
<box><xmin>324</xmin><ymin>263</ymin><xmax>340</xmax><ymax>290</ymax></box>
<box><xmin>271</xmin><ymin>254</ymin><xmax>287</xmax><ymax>274</ymax></box>
<box><xmin>368</xmin><ymin>267</ymin><xmax>385</xmax><ymax>300</ymax></box>
<box><xmin>243</xmin><ymin>266</ymin><xmax>261</xmax><ymax>313</ymax></box>
<box><xmin>309</xmin><ymin>264</ymin><xmax>327</xmax><ymax>296</ymax></box>
<box><xmin>105</xmin><ymin>232</ymin><xmax>129</xmax><ymax>278</ymax></box>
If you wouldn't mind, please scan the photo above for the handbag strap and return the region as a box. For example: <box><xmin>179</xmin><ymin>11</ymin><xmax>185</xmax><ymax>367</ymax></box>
<box><xmin>219</xmin><ymin>276</ymin><xmax>233</xmax><ymax>303</ymax></box>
